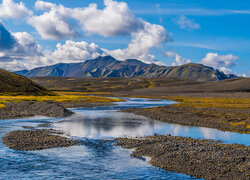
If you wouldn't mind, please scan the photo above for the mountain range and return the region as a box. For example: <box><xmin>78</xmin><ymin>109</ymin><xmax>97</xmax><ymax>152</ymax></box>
<box><xmin>14</xmin><ymin>56</ymin><xmax>236</xmax><ymax>82</ymax></box>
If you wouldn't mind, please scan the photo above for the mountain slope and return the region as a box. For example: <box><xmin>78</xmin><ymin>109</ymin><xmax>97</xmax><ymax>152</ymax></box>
<box><xmin>0</xmin><ymin>68</ymin><xmax>51</xmax><ymax>95</ymax></box>
<box><xmin>14</xmin><ymin>56</ymin><xmax>232</xmax><ymax>82</ymax></box>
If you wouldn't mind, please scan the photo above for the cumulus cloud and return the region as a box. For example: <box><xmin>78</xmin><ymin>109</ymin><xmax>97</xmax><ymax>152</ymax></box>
<box><xmin>72</xmin><ymin>0</ymin><xmax>143</xmax><ymax>36</ymax></box>
<box><xmin>28</xmin><ymin>0</ymin><xmax>169</xmax><ymax>63</ymax></box>
<box><xmin>72</xmin><ymin>0</ymin><xmax>169</xmax><ymax>63</ymax></box>
<box><xmin>44</xmin><ymin>40</ymin><xmax>166</xmax><ymax>66</ymax></box>
<box><xmin>28</xmin><ymin>1</ymin><xmax>79</xmax><ymax>40</ymax></box>
<box><xmin>219</xmin><ymin>67</ymin><xmax>233</xmax><ymax>74</ymax></box>
<box><xmin>242</xmin><ymin>71</ymin><xmax>250</xmax><ymax>77</ymax></box>
<box><xmin>0</xmin><ymin>59</ymin><xmax>27</xmax><ymax>71</ymax></box>
<box><xmin>200</xmin><ymin>53</ymin><xmax>238</xmax><ymax>68</ymax></box>
<box><xmin>35</xmin><ymin>0</ymin><xmax>56</xmax><ymax>10</ymax></box>
<box><xmin>44</xmin><ymin>40</ymin><xmax>106</xmax><ymax>64</ymax></box>
<box><xmin>12</xmin><ymin>32</ymin><xmax>43</xmax><ymax>56</ymax></box>
<box><xmin>28</xmin><ymin>0</ymin><xmax>145</xmax><ymax>40</ymax></box>
<box><xmin>106</xmin><ymin>21</ymin><xmax>168</xmax><ymax>63</ymax></box>
<box><xmin>164</xmin><ymin>51</ymin><xmax>191</xmax><ymax>66</ymax></box>
<box><xmin>1</xmin><ymin>0</ymin><xmax>170</xmax><ymax>70</ymax></box>
<box><xmin>0</xmin><ymin>22</ymin><xmax>43</xmax><ymax>71</ymax></box>
<box><xmin>1</xmin><ymin>16</ymin><xmax>166</xmax><ymax>71</ymax></box>
<box><xmin>0</xmin><ymin>0</ymin><xmax>32</xmax><ymax>19</ymax></box>
<box><xmin>175</xmin><ymin>15</ymin><xmax>200</xmax><ymax>30</ymax></box>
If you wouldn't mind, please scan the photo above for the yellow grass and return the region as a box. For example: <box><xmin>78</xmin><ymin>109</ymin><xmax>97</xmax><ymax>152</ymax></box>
<box><xmin>148</xmin><ymin>81</ymin><xmax>155</xmax><ymax>88</ymax></box>
<box><xmin>53</xmin><ymin>91</ymin><xmax>112</xmax><ymax>95</ymax></box>
<box><xmin>0</xmin><ymin>94</ymin><xmax>121</xmax><ymax>108</ymax></box>
<box><xmin>0</xmin><ymin>104</ymin><xmax>6</xmax><ymax>108</ymax></box>
<box><xmin>229</xmin><ymin>122</ymin><xmax>246</xmax><ymax>126</ymax></box>
<box><xmin>167</xmin><ymin>96</ymin><xmax>250</xmax><ymax>109</ymax></box>
<box><xmin>130</xmin><ymin>95</ymin><xmax>250</xmax><ymax>110</ymax></box>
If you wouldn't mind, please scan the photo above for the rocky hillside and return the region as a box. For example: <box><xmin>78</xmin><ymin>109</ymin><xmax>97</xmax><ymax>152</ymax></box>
<box><xmin>0</xmin><ymin>68</ymin><xmax>51</xmax><ymax>95</ymax></box>
<box><xmin>14</xmin><ymin>55</ymin><xmax>232</xmax><ymax>82</ymax></box>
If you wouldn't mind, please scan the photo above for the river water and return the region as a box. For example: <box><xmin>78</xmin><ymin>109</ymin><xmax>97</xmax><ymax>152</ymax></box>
<box><xmin>0</xmin><ymin>98</ymin><xmax>249</xmax><ymax>179</ymax></box>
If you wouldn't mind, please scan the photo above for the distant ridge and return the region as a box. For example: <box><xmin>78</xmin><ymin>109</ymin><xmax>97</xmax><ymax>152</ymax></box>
<box><xmin>14</xmin><ymin>55</ymin><xmax>235</xmax><ymax>82</ymax></box>
<box><xmin>0</xmin><ymin>68</ymin><xmax>50</xmax><ymax>95</ymax></box>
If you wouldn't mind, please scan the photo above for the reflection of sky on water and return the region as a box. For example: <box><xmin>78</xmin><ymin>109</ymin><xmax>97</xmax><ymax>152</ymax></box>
<box><xmin>53</xmin><ymin>111</ymin><xmax>165</xmax><ymax>139</ymax></box>
<box><xmin>53</xmin><ymin>99</ymin><xmax>250</xmax><ymax>145</ymax></box>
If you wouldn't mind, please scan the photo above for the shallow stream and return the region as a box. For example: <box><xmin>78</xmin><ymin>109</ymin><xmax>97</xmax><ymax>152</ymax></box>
<box><xmin>0</xmin><ymin>98</ymin><xmax>249</xmax><ymax>179</ymax></box>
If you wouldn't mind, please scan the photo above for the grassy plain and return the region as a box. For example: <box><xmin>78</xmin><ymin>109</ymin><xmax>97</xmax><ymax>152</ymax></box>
<box><xmin>2</xmin><ymin>76</ymin><xmax>249</xmax><ymax>133</ymax></box>
<box><xmin>151</xmin><ymin>96</ymin><xmax>250</xmax><ymax>109</ymax></box>
<box><xmin>0</xmin><ymin>92</ymin><xmax>121</xmax><ymax>108</ymax></box>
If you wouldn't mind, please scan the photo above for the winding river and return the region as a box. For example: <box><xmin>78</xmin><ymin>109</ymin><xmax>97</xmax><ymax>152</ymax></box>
<box><xmin>0</xmin><ymin>98</ymin><xmax>249</xmax><ymax>179</ymax></box>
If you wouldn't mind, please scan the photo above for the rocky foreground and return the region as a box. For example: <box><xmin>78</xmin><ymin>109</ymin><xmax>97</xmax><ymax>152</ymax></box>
<box><xmin>0</xmin><ymin>101</ymin><xmax>74</xmax><ymax>119</ymax></box>
<box><xmin>2</xmin><ymin>129</ymin><xmax>79</xmax><ymax>151</ymax></box>
<box><xmin>116</xmin><ymin>135</ymin><xmax>250</xmax><ymax>180</ymax></box>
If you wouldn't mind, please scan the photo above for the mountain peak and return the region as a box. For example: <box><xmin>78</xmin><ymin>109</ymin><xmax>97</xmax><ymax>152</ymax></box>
<box><xmin>94</xmin><ymin>55</ymin><xmax>117</xmax><ymax>62</ymax></box>
<box><xmin>123</xmin><ymin>59</ymin><xmax>147</xmax><ymax>65</ymax></box>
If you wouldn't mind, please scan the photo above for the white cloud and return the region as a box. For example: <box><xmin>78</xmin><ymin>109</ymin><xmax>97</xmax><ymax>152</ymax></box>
<box><xmin>164</xmin><ymin>51</ymin><xmax>191</xmax><ymax>66</ymax></box>
<box><xmin>72</xmin><ymin>0</ymin><xmax>143</xmax><ymax>36</ymax></box>
<box><xmin>242</xmin><ymin>71</ymin><xmax>250</xmax><ymax>77</ymax></box>
<box><xmin>29</xmin><ymin>0</ymin><xmax>144</xmax><ymax>39</ymax></box>
<box><xmin>5</xmin><ymin>40</ymin><xmax>107</xmax><ymax>70</ymax></box>
<box><xmin>0</xmin><ymin>22</ymin><xmax>44</xmax><ymax>71</ymax></box>
<box><xmin>12</xmin><ymin>32</ymin><xmax>43</xmax><ymax>56</ymax></box>
<box><xmin>0</xmin><ymin>59</ymin><xmax>27</xmax><ymax>71</ymax></box>
<box><xmin>200</xmin><ymin>53</ymin><xmax>238</xmax><ymax>68</ymax></box>
<box><xmin>175</xmin><ymin>15</ymin><xmax>200</xmax><ymax>30</ymax></box>
<box><xmin>1</xmin><ymin>0</ymin><xmax>171</xmax><ymax>70</ymax></box>
<box><xmin>72</xmin><ymin>0</ymin><xmax>169</xmax><ymax>63</ymax></box>
<box><xmin>26</xmin><ymin>0</ymin><xmax>169</xmax><ymax>63</ymax></box>
<box><xmin>164</xmin><ymin>51</ymin><xmax>176</xmax><ymax>58</ymax></box>
<box><xmin>44</xmin><ymin>40</ymin><xmax>165</xmax><ymax>66</ymax></box>
<box><xmin>44</xmin><ymin>40</ymin><xmax>106</xmax><ymax>64</ymax></box>
<box><xmin>219</xmin><ymin>67</ymin><xmax>233</xmax><ymax>74</ymax></box>
<box><xmin>0</xmin><ymin>24</ymin><xmax>42</xmax><ymax>56</ymax></box>
<box><xmin>28</xmin><ymin>1</ymin><xmax>79</xmax><ymax>40</ymax></box>
<box><xmin>106</xmin><ymin>21</ymin><xmax>168</xmax><ymax>64</ymax></box>
<box><xmin>35</xmin><ymin>0</ymin><xmax>56</xmax><ymax>10</ymax></box>
<box><xmin>1</xmin><ymin>16</ymin><xmax>166</xmax><ymax>71</ymax></box>
<box><xmin>40</xmin><ymin>0</ymin><xmax>169</xmax><ymax>63</ymax></box>
<box><xmin>0</xmin><ymin>0</ymin><xmax>32</xmax><ymax>19</ymax></box>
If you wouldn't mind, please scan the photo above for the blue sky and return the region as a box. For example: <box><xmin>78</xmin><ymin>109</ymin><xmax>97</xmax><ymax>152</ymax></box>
<box><xmin>0</xmin><ymin>0</ymin><xmax>249</xmax><ymax>76</ymax></box>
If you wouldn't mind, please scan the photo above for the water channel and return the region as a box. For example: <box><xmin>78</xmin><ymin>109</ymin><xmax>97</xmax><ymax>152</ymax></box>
<box><xmin>0</xmin><ymin>98</ymin><xmax>249</xmax><ymax>179</ymax></box>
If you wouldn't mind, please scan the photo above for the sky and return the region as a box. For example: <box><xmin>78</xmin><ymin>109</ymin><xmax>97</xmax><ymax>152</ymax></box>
<box><xmin>0</xmin><ymin>0</ymin><xmax>249</xmax><ymax>76</ymax></box>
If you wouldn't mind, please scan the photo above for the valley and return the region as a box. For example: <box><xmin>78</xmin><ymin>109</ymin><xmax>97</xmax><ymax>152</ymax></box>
<box><xmin>0</xmin><ymin>68</ymin><xmax>249</xmax><ymax>179</ymax></box>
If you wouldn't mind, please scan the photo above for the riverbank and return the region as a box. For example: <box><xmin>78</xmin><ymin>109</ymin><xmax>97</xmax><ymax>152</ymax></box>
<box><xmin>0</xmin><ymin>93</ymin><xmax>121</xmax><ymax>119</ymax></box>
<box><xmin>2</xmin><ymin>129</ymin><xmax>79</xmax><ymax>151</ymax></box>
<box><xmin>116</xmin><ymin>135</ymin><xmax>250</xmax><ymax>179</ymax></box>
<box><xmin>121</xmin><ymin>95</ymin><xmax>250</xmax><ymax>133</ymax></box>
<box><xmin>125</xmin><ymin>103</ymin><xmax>250</xmax><ymax>133</ymax></box>
<box><xmin>0</xmin><ymin>101</ymin><xmax>73</xmax><ymax>120</ymax></box>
